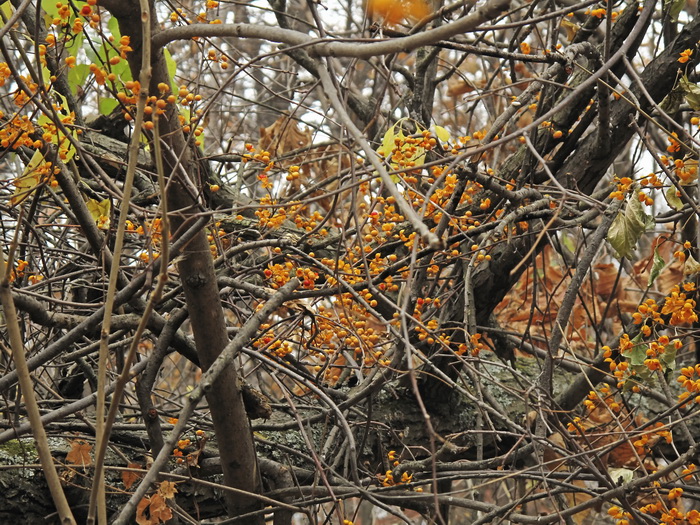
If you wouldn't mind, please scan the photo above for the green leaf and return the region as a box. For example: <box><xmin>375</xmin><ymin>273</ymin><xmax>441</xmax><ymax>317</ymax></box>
<box><xmin>42</xmin><ymin>0</ymin><xmax>59</xmax><ymax>22</ymax></box>
<box><xmin>665</xmin><ymin>185</ymin><xmax>684</xmax><ymax>211</ymax></box>
<box><xmin>68</xmin><ymin>64</ymin><xmax>90</xmax><ymax>95</ymax></box>
<box><xmin>164</xmin><ymin>48</ymin><xmax>178</xmax><ymax>92</ymax></box>
<box><xmin>648</xmin><ymin>248</ymin><xmax>666</xmax><ymax>287</ymax></box>
<box><xmin>108</xmin><ymin>15</ymin><xmax>121</xmax><ymax>40</ymax></box>
<box><xmin>99</xmin><ymin>97</ymin><xmax>119</xmax><ymax>116</ymax></box>
<box><xmin>607</xmin><ymin>196</ymin><xmax>653</xmax><ymax>258</ymax></box>
<box><xmin>680</xmin><ymin>75</ymin><xmax>700</xmax><ymax>111</ymax></box>
<box><xmin>624</xmin><ymin>334</ymin><xmax>678</xmax><ymax>387</ymax></box>
<box><xmin>627</xmin><ymin>332</ymin><xmax>646</xmax><ymax>367</ymax></box>
<box><xmin>64</xmin><ymin>31</ymin><xmax>84</xmax><ymax>55</ymax></box>
<box><xmin>659</xmin><ymin>90</ymin><xmax>684</xmax><ymax>114</ymax></box>
<box><xmin>660</xmin><ymin>344</ymin><xmax>677</xmax><ymax>372</ymax></box>
<box><xmin>560</xmin><ymin>231</ymin><xmax>576</xmax><ymax>255</ymax></box>
<box><xmin>87</xmin><ymin>41</ymin><xmax>132</xmax><ymax>84</ymax></box>
<box><xmin>665</xmin><ymin>0</ymin><xmax>686</xmax><ymax>22</ymax></box>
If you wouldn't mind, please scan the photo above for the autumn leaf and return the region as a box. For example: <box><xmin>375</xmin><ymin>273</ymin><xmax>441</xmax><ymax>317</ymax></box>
<box><xmin>376</xmin><ymin>118</ymin><xmax>428</xmax><ymax>180</ymax></box>
<box><xmin>135</xmin><ymin>493</ymin><xmax>173</xmax><ymax>525</ymax></box>
<box><xmin>433</xmin><ymin>125</ymin><xmax>451</xmax><ymax>143</ymax></box>
<box><xmin>560</xmin><ymin>18</ymin><xmax>579</xmax><ymax>42</ymax></box>
<box><xmin>148</xmin><ymin>494</ymin><xmax>173</xmax><ymax>524</ymax></box>
<box><xmin>12</xmin><ymin>149</ymin><xmax>49</xmax><ymax>207</ymax></box>
<box><xmin>157</xmin><ymin>480</ymin><xmax>178</xmax><ymax>499</ymax></box>
<box><xmin>679</xmin><ymin>158</ymin><xmax>698</xmax><ymax>186</ymax></box>
<box><xmin>136</xmin><ymin>497</ymin><xmax>152</xmax><ymax>525</ymax></box>
<box><xmin>0</xmin><ymin>1</ymin><xmax>12</xmax><ymax>20</ymax></box>
<box><xmin>66</xmin><ymin>439</ymin><xmax>92</xmax><ymax>466</ymax></box>
<box><xmin>122</xmin><ymin>462</ymin><xmax>143</xmax><ymax>490</ymax></box>
<box><xmin>684</xmin><ymin>253</ymin><xmax>700</xmax><ymax>276</ymax></box>
<box><xmin>367</xmin><ymin>0</ymin><xmax>430</xmax><ymax>25</ymax></box>
<box><xmin>665</xmin><ymin>185</ymin><xmax>684</xmax><ymax>211</ymax></box>
<box><xmin>258</xmin><ymin>115</ymin><xmax>312</xmax><ymax>161</ymax></box>
<box><xmin>86</xmin><ymin>198</ymin><xmax>111</xmax><ymax>229</ymax></box>
<box><xmin>447</xmin><ymin>77</ymin><xmax>475</xmax><ymax>97</ymax></box>
<box><xmin>607</xmin><ymin>195</ymin><xmax>654</xmax><ymax>258</ymax></box>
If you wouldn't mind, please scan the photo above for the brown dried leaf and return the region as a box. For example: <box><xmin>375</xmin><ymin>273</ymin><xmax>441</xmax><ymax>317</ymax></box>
<box><xmin>136</xmin><ymin>497</ymin><xmax>152</xmax><ymax>525</ymax></box>
<box><xmin>135</xmin><ymin>493</ymin><xmax>173</xmax><ymax>525</ymax></box>
<box><xmin>157</xmin><ymin>480</ymin><xmax>178</xmax><ymax>500</ymax></box>
<box><xmin>258</xmin><ymin>115</ymin><xmax>312</xmax><ymax>164</ymax></box>
<box><xmin>594</xmin><ymin>263</ymin><xmax>620</xmax><ymax>298</ymax></box>
<box><xmin>122</xmin><ymin>462</ymin><xmax>143</xmax><ymax>490</ymax></box>
<box><xmin>148</xmin><ymin>493</ymin><xmax>173</xmax><ymax>524</ymax></box>
<box><xmin>66</xmin><ymin>439</ymin><xmax>92</xmax><ymax>467</ymax></box>
<box><xmin>542</xmin><ymin>431</ymin><xmax>568</xmax><ymax>472</ymax></box>
<box><xmin>446</xmin><ymin>78</ymin><xmax>475</xmax><ymax>97</ymax></box>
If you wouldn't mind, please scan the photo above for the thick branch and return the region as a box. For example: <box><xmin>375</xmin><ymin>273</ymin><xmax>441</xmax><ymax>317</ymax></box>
<box><xmin>151</xmin><ymin>0</ymin><xmax>511</xmax><ymax>59</ymax></box>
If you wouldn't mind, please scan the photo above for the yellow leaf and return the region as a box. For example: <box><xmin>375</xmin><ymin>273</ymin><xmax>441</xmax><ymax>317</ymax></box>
<box><xmin>157</xmin><ymin>480</ymin><xmax>178</xmax><ymax>500</ymax></box>
<box><xmin>0</xmin><ymin>2</ymin><xmax>12</xmax><ymax>19</ymax></box>
<box><xmin>86</xmin><ymin>198</ymin><xmax>111</xmax><ymax>229</ymax></box>
<box><xmin>377</xmin><ymin>124</ymin><xmax>395</xmax><ymax>158</ymax></box>
<box><xmin>433</xmin><ymin>125</ymin><xmax>451</xmax><ymax>143</ymax></box>
<box><xmin>560</xmin><ymin>19</ymin><xmax>579</xmax><ymax>42</ymax></box>
<box><xmin>12</xmin><ymin>149</ymin><xmax>48</xmax><ymax>206</ymax></box>
<box><xmin>679</xmin><ymin>158</ymin><xmax>698</xmax><ymax>186</ymax></box>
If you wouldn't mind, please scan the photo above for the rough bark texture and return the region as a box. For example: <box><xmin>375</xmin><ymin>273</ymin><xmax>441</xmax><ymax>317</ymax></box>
<box><xmin>563</xmin><ymin>15</ymin><xmax>700</xmax><ymax>194</ymax></box>
<box><xmin>0</xmin><ymin>437</ymin><xmax>227</xmax><ymax>524</ymax></box>
<box><xmin>99</xmin><ymin>1</ymin><xmax>263</xmax><ymax>520</ymax></box>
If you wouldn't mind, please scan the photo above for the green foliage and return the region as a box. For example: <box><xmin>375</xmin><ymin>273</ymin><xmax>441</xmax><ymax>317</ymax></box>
<box><xmin>624</xmin><ymin>332</ymin><xmax>677</xmax><ymax>391</ymax></box>
<box><xmin>68</xmin><ymin>64</ymin><xmax>90</xmax><ymax>96</ymax></box>
<box><xmin>164</xmin><ymin>48</ymin><xmax>178</xmax><ymax>93</ymax></box>
<box><xmin>680</xmin><ymin>75</ymin><xmax>700</xmax><ymax>110</ymax></box>
<box><xmin>99</xmin><ymin>97</ymin><xmax>119</xmax><ymax>116</ymax></box>
<box><xmin>647</xmin><ymin>248</ymin><xmax>666</xmax><ymax>287</ymax></box>
<box><xmin>607</xmin><ymin>194</ymin><xmax>654</xmax><ymax>258</ymax></box>
<box><xmin>664</xmin><ymin>0</ymin><xmax>686</xmax><ymax>21</ymax></box>
<box><xmin>665</xmin><ymin>185</ymin><xmax>684</xmax><ymax>210</ymax></box>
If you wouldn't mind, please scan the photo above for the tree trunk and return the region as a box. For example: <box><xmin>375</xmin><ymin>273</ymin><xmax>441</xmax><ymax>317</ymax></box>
<box><xmin>99</xmin><ymin>1</ymin><xmax>263</xmax><ymax>520</ymax></box>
